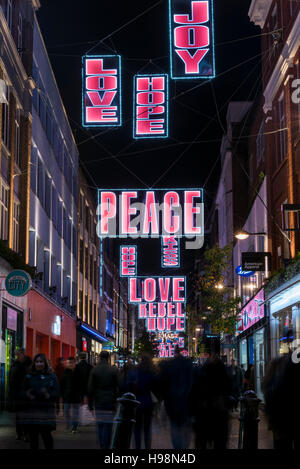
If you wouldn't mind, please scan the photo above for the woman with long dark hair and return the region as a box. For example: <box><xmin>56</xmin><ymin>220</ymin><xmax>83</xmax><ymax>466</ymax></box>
<box><xmin>20</xmin><ymin>353</ymin><xmax>59</xmax><ymax>449</ymax></box>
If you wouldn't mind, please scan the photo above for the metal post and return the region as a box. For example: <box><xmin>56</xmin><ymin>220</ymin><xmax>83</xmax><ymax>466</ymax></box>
<box><xmin>110</xmin><ymin>392</ymin><xmax>140</xmax><ymax>449</ymax></box>
<box><xmin>238</xmin><ymin>390</ymin><xmax>260</xmax><ymax>449</ymax></box>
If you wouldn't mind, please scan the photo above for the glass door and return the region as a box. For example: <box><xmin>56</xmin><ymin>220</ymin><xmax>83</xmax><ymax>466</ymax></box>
<box><xmin>253</xmin><ymin>328</ymin><xmax>265</xmax><ymax>401</ymax></box>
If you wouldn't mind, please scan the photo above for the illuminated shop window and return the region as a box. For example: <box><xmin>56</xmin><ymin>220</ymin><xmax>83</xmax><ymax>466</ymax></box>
<box><xmin>13</xmin><ymin>199</ymin><xmax>20</xmax><ymax>252</ymax></box>
<box><xmin>0</xmin><ymin>181</ymin><xmax>9</xmax><ymax>240</ymax></box>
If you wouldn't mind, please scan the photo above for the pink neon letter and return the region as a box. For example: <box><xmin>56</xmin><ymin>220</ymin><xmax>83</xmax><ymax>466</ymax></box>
<box><xmin>174</xmin><ymin>1</ymin><xmax>209</xmax><ymax>24</ymax></box>
<box><xmin>173</xmin><ymin>278</ymin><xmax>185</xmax><ymax>302</ymax></box>
<box><xmin>175</xmin><ymin>49</ymin><xmax>209</xmax><ymax>73</ymax></box>
<box><xmin>184</xmin><ymin>190</ymin><xmax>201</xmax><ymax>234</ymax></box>
<box><xmin>163</xmin><ymin>192</ymin><xmax>180</xmax><ymax>234</ymax></box>
<box><xmin>100</xmin><ymin>192</ymin><xmax>116</xmax><ymax>234</ymax></box>
<box><xmin>174</xmin><ymin>25</ymin><xmax>209</xmax><ymax>49</ymax></box>
<box><xmin>143</xmin><ymin>191</ymin><xmax>159</xmax><ymax>234</ymax></box>
<box><xmin>121</xmin><ymin>192</ymin><xmax>138</xmax><ymax>234</ymax></box>
<box><xmin>158</xmin><ymin>277</ymin><xmax>170</xmax><ymax>302</ymax></box>
<box><xmin>144</xmin><ymin>278</ymin><xmax>156</xmax><ymax>302</ymax></box>
<box><xmin>129</xmin><ymin>278</ymin><xmax>141</xmax><ymax>302</ymax></box>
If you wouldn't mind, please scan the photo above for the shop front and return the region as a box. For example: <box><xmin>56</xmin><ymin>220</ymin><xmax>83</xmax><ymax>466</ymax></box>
<box><xmin>0</xmin><ymin>261</ymin><xmax>28</xmax><ymax>409</ymax></box>
<box><xmin>76</xmin><ymin>321</ymin><xmax>109</xmax><ymax>365</ymax></box>
<box><xmin>267</xmin><ymin>273</ymin><xmax>300</xmax><ymax>359</ymax></box>
<box><xmin>237</xmin><ymin>287</ymin><xmax>267</xmax><ymax>400</ymax></box>
<box><xmin>26</xmin><ymin>289</ymin><xmax>76</xmax><ymax>368</ymax></box>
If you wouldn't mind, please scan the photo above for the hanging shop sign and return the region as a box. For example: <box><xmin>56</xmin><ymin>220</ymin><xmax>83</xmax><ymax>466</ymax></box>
<box><xmin>161</xmin><ymin>236</ymin><xmax>180</xmax><ymax>267</ymax></box>
<box><xmin>241</xmin><ymin>252</ymin><xmax>272</xmax><ymax>272</ymax></box>
<box><xmin>133</xmin><ymin>74</ymin><xmax>169</xmax><ymax>139</ymax></box>
<box><xmin>82</xmin><ymin>55</ymin><xmax>122</xmax><ymax>127</ymax></box>
<box><xmin>169</xmin><ymin>0</ymin><xmax>215</xmax><ymax>79</ymax></box>
<box><xmin>5</xmin><ymin>270</ymin><xmax>32</xmax><ymax>297</ymax></box>
<box><xmin>237</xmin><ymin>288</ymin><xmax>265</xmax><ymax>333</ymax></box>
<box><xmin>97</xmin><ymin>188</ymin><xmax>203</xmax><ymax>238</ymax></box>
<box><xmin>120</xmin><ymin>245</ymin><xmax>137</xmax><ymax>277</ymax></box>
<box><xmin>235</xmin><ymin>265</ymin><xmax>255</xmax><ymax>277</ymax></box>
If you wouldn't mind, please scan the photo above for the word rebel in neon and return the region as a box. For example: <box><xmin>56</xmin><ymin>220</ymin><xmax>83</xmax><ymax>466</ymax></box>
<box><xmin>128</xmin><ymin>276</ymin><xmax>186</xmax><ymax>303</ymax></box>
<box><xmin>82</xmin><ymin>55</ymin><xmax>122</xmax><ymax>127</ymax></box>
<box><xmin>162</xmin><ymin>236</ymin><xmax>180</xmax><ymax>267</ymax></box>
<box><xmin>97</xmin><ymin>189</ymin><xmax>203</xmax><ymax>238</ymax></box>
<box><xmin>169</xmin><ymin>0</ymin><xmax>215</xmax><ymax>79</ymax></box>
<box><xmin>120</xmin><ymin>246</ymin><xmax>137</xmax><ymax>277</ymax></box>
<box><xmin>134</xmin><ymin>74</ymin><xmax>169</xmax><ymax>139</ymax></box>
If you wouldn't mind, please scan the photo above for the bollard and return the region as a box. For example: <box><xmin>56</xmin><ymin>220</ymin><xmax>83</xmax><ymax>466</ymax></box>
<box><xmin>110</xmin><ymin>392</ymin><xmax>140</xmax><ymax>449</ymax></box>
<box><xmin>238</xmin><ymin>390</ymin><xmax>260</xmax><ymax>449</ymax></box>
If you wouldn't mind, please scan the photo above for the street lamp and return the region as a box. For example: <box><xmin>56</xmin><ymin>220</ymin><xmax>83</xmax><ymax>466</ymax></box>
<box><xmin>234</xmin><ymin>230</ymin><xmax>266</xmax><ymax>240</ymax></box>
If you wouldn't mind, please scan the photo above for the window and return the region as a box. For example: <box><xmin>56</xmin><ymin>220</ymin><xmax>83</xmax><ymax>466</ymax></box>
<box><xmin>0</xmin><ymin>181</ymin><xmax>9</xmax><ymax>240</ymax></box>
<box><xmin>1</xmin><ymin>83</ymin><xmax>10</xmax><ymax>150</ymax></box>
<box><xmin>45</xmin><ymin>174</ymin><xmax>51</xmax><ymax>217</ymax></box>
<box><xmin>57</xmin><ymin>199</ymin><xmax>63</xmax><ymax>236</ymax></box>
<box><xmin>278</xmin><ymin>95</ymin><xmax>287</xmax><ymax>163</ymax></box>
<box><xmin>37</xmin><ymin>157</ymin><xmax>44</xmax><ymax>205</ymax></box>
<box><xmin>14</xmin><ymin>108</ymin><xmax>21</xmax><ymax>167</ymax></box>
<box><xmin>17</xmin><ymin>12</ymin><xmax>23</xmax><ymax>51</ymax></box>
<box><xmin>43</xmin><ymin>249</ymin><xmax>50</xmax><ymax>291</ymax></box>
<box><xmin>13</xmin><ymin>200</ymin><xmax>20</xmax><ymax>252</ymax></box>
<box><xmin>30</xmin><ymin>145</ymin><xmax>37</xmax><ymax>193</ymax></box>
<box><xmin>5</xmin><ymin>0</ymin><xmax>12</xmax><ymax>30</ymax></box>
<box><xmin>256</xmin><ymin>122</ymin><xmax>265</xmax><ymax>166</ymax></box>
<box><xmin>52</xmin><ymin>185</ymin><xmax>57</xmax><ymax>227</ymax></box>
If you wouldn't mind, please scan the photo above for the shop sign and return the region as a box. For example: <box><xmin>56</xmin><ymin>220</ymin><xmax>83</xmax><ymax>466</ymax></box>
<box><xmin>235</xmin><ymin>265</ymin><xmax>254</xmax><ymax>277</ymax></box>
<box><xmin>52</xmin><ymin>316</ymin><xmax>61</xmax><ymax>336</ymax></box>
<box><xmin>102</xmin><ymin>341</ymin><xmax>114</xmax><ymax>352</ymax></box>
<box><xmin>238</xmin><ymin>288</ymin><xmax>264</xmax><ymax>333</ymax></box>
<box><xmin>241</xmin><ymin>252</ymin><xmax>271</xmax><ymax>272</ymax></box>
<box><xmin>5</xmin><ymin>270</ymin><xmax>32</xmax><ymax>297</ymax></box>
<box><xmin>82</xmin><ymin>338</ymin><xmax>87</xmax><ymax>352</ymax></box>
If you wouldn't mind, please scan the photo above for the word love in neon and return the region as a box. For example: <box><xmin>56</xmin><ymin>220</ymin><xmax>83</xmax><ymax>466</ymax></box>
<box><xmin>134</xmin><ymin>74</ymin><xmax>169</xmax><ymax>139</ymax></box>
<box><xmin>128</xmin><ymin>276</ymin><xmax>185</xmax><ymax>303</ymax></box>
<box><xmin>97</xmin><ymin>189</ymin><xmax>203</xmax><ymax>238</ymax></box>
<box><xmin>169</xmin><ymin>0</ymin><xmax>215</xmax><ymax>79</ymax></box>
<box><xmin>82</xmin><ymin>55</ymin><xmax>121</xmax><ymax>127</ymax></box>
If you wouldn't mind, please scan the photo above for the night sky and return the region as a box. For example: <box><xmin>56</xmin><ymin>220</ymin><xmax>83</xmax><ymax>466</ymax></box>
<box><xmin>36</xmin><ymin>0</ymin><xmax>261</xmax><ymax>279</ymax></box>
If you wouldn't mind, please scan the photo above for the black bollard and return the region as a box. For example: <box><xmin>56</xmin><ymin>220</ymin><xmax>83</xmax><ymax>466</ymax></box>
<box><xmin>110</xmin><ymin>392</ymin><xmax>140</xmax><ymax>449</ymax></box>
<box><xmin>238</xmin><ymin>390</ymin><xmax>260</xmax><ymax>449</ymax></box>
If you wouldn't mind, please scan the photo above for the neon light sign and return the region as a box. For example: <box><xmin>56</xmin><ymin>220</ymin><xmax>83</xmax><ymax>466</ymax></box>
<box><xmin>97</xmin><ymin>189</ymin><xmax>204</xmax><ymax>238</ymax></box>
<box><xmin>237</xmin><ymin>288</ymin><xmax>264</xmax><ymax>333</ymax></box>
<box><xmin>128</xmin><ymin>276</ymin><xmax>186</xmax><ymax>332</ymax></box>
<box><xmin>169</xmin><ymin>0</ymin><xmax>215</xmax><ymax>79</ymax></box>
<box><xmin>82</xmin><ymin>55</ymin><xmax>122</xmax><ymax>127</ymax></box>
<box><xmin>120</xmin><ymin>245</ymin><xmax>137</xmax><ymax>277</ymax></box>
<box><xmin>133</xmin><ymin>74</ymin><xmax>169</xmax><ymax>139</ymax></box>
<box><xmin>235</xmin><ymin>265</ymin><xmax>255</xmax><ymax>277</ymax></box>
<box><xmin>162</xmin><ymin>236</ymin><xmax>180</xmax><ymax>267</ymax></box>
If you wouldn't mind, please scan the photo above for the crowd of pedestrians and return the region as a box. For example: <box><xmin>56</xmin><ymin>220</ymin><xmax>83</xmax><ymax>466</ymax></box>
<box><xmin>5</xmin><ymin>346</ymin><xmax>300</xmax><ymax>449</ymax></box>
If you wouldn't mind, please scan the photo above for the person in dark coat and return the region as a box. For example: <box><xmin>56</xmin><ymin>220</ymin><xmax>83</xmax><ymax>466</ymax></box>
<box><xmin>158</xmin><ymin>348</ymin><xmax>194</xmax><ymax>449</ymax></box>
<box><xmin>227</xmin><ymin>359</ymin><xmax>243</xmax><ymax>411</ymax></box>
<box><xmin>61</xmin><ymin>357</ymin><xmax>82</xmax><ymax>432</ymax></box>
<box><xmin>263</xmin><ymin>353</ymin><xmax>300</xmax><ymax>449</ymax></box>
<box><xmin>8</xmin><ymin>348</ymin><xmax>32</xmax><ymax>440</ymax></box>
<box><xmin>88</xmin><ymin>351</ymin><xmax>120</xmax><ymax>449</ymax></box>
<box><xmin>192</xmin><ymin>355</ymin><xmax>232</xmax><ymax>449</ymax></box>
<box><xmin>126</xmin><ymin>353</ymin><xmax>158</xmax><ymax>449</ymax></box>
<box><xmin>20</xmin><ymin>353</ymin><xmax>59</xmax><ymax>449</ymax></box>
<box><xmin>75</xmin><ymin>352</ymin><xmax>93</xmax><ymax>402</ymax></box>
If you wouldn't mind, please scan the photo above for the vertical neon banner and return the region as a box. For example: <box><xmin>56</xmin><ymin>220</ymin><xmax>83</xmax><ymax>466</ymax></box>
<box><xmin>169</xmin><ymin>0</ymin><xmax>215</xmax><ymax>79</ymax></box>
<box><xmin>133</xmin><ymin>74</ymin><xmax>169</xmax><ymax>139</ymax></box>
<box><xmin>82</xmin><ymin>55</ymin><xmax>122</xmax><ymax>127</ymax></box>
<box><xmin>120</xmin><ymin>245</ymin><xmax>137</xmax><ymax>277</ymax></box>
<box><xmin>161</xmin><ymin>236</ymin><xmax>180</xmax><ymax>268</ymax></box>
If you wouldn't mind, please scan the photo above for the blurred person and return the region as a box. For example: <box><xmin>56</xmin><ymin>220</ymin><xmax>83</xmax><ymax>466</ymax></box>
<box><xmin>119</xmin><ymin>359</ymin><xmax>135</xmax><ymax>393</ymax></box>
<box><xmin>227</xmin><ymin>359</ymin><xmax>243</xmax><ymax>411</ymax></box>
<box><xmin>192</xmin><ymin>355</ymin><xmax>232</xmax><ymax>449</ymax></box>
<box><xmin>244</xmin><ymin>364</ymin><xmax>255</xmax><ymax>390</ymax></box>
<box><xmin>61</xmin><ymin>357</ymin><xmax>82</xmax><ymax>433</ymax></box>
<box><xmin>126</xmin><ymin>353</ymin><xmax>158</xmax><ymax>449</ymax></box>
<box><xmin>75</xmin><ymin>352</ymin><xmax>93</xmax><ymax>403</ymax></box>
<box><xmin>54</xmin><ymin>357</ymin><xmax>65</xmax><ymax>416</ymax></box>
<box><xmin>158</xmin><ymin>347</ymin><xmax>194</xmax><ymax>449</ymax></box>
<box><xmin>88</xmin><ymin>351</ymin><xmax>120</xmax><ymax>449</ymax></box>
<box><xmin>8</xmin><ymin>348</ymin><xmax>32</xmax><ymax>441</ymax></box>
<box><xmin>20</xmin><ymin>353</ymin><xmax>59</xmax><ymax>449</ymax></box>
<box><xmin>263</xmin><ymin>354</ymin><xmax>300</xmax><ymax>449</ymax></box>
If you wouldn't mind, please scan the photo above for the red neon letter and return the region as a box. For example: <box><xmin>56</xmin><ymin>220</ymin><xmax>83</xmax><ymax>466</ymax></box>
<box><xmin>86</xmin><ymin>59</ymin><xmax>117</xmax><ymax>75</ymax></box>
<box><xmin>144</xmin><ymin>278</ymin><xmax>156</xmax><ymax>302</ymax></box>
<box><xmin>121</xmin><ymin>192</ymin><xmax>138</xmax><ymax>234</ymax></box>
<box><xmin>163</xmin><ymin>192</ymin><xmax>180</xmax><ymax>234</ymax></box>
<box><xmin>174</xmin><ymin>25</ymin><xmax>209</xmax><ymax>49</ymax></box>
<box><xmin>184</xmin><ymin>190</ymin><xmax>201</xmax><ymax>234</ymax></box>
<box><xmin>173</xmin><ymin>278</ymin><xmax>185</xmax><ymax>302</ymax></box>
<box><xmin>143</xmin><ymin>191</ymin><xmax>159</xmax><ymax>234</ymax></box>
<box><xmin>86</xmin><ymin>107</ymin><xmax>118</xmax><ymax>123</ymax></box>
<box><xmin>175</xmin><ymin>49</ymin><xmax>209</xmax><ymax>73</ymax></box>
<box><xmin>158</xmin><ymin>277</ymin><xmax>170</xmax><ymax>302</ymax></box>
<box><xmin>129</xmin><ymin>278</ymin><xmax>141</xmax><ymax>302</ymax></box>
<box><xmin>86</xmin><ymin>76</ymin><xmax>117</xmax><ymax>91</ymax></box>
<box><xmin>174</xmin><ymin>1</ymin><xmax>209</xmax><ymax>24</ymax></box>
<box><xmin>87</xmin><ymin>91</ymin><xmax>117</xmax><ymax>106</ymax></box>
<box><xmin>100</xmin><ymin>192</ymin><xmax>116</xmax><ymax>234</ymax></box>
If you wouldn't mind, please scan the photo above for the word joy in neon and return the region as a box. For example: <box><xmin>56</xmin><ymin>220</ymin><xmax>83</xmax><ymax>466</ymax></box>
<box><xmin>82</xmin><ymin>55</ymin><xmax>121</xmax><ymax>127</ymax></box>
<box><xmin>134</xmin><ymin>74</ymin><xmax>169</xmax><ymax>139</ymax></box>
<box><xmin>169</xmin><ymin>0</ymin><xmax>215</xmax><ymax>79</ymax></box>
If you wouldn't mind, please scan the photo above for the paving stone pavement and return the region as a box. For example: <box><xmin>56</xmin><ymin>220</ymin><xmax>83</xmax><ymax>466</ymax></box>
<box><xmin>0</xmin><ymin>406</ymin><xmax>274</xmax><ymax>450</ymax></box>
